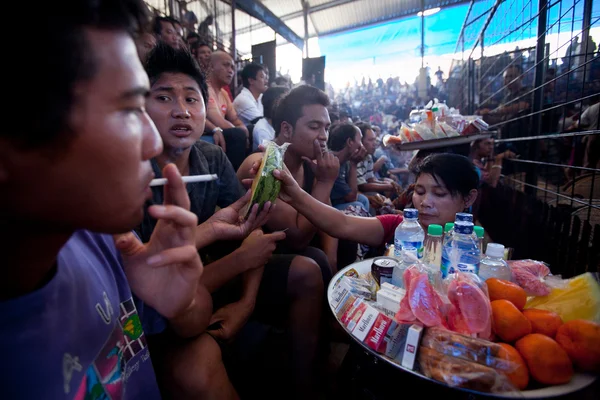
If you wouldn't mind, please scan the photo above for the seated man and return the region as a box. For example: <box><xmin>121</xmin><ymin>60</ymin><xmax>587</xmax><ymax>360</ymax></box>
<box><xmin>139</xmin><ymin>45</ymin><xmax>326</xmax><ymax>399</ymax></box>
<box><xmin>192</xmin><ymin>41</ymin><xmax>212</xmax><ymax>76</ymax></box>
<box><xmin>355</xmin><ymin>121</ymin><xmax>398</xmax><ymax>196</ymax></box>
<box><xmin>238</xmin><ymin>85</ymin><xmax>340</xmax><ymax>266</ymax></box>
<box><xmin>3</xmin><ymin>2</ymin><xmax>208</xmax><ymax>398</ymax></box>
<box><xmin>205</xmin><ymin>50</ymin><xmax>249</xmax><ymax>170</ymax></box>
<box><xmin>152</xmin><ymin>16</ymin><xmax>180</xmax><ymax>49</ymax></box>
<box><xmin>233</xmin><ymin>63</ymin><xmax>268</xmax><ymax>125</ymax></box>
<box><xmin>327</xmin><ymin>123</ymin><xmax>370</xmax><ymax>212</ymax></box>
<box><xmin>252</xmin><ymin>86</ymin><xmax>289</xmax><ymax>151</ymax></box>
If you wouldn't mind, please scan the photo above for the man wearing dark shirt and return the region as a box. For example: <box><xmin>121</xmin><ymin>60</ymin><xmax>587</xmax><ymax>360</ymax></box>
<box><xmin>138</xmin><ymin>44</ymin><xmax>325</xmax><ymax>399</ymax></box>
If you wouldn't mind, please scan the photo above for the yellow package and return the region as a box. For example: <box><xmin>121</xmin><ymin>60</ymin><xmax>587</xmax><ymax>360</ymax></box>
<box><xmin>525</xmin><ymin>272</ymin><xmax>600</xmax><ymax>323</ymax></box>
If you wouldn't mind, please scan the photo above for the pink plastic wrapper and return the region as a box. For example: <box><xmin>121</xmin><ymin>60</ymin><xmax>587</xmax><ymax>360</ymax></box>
<box><xmin>445</xmin><ymin>272</ymin><xmax>493</xmax><ymax>339</ymax></box>
<box><xmin>508</xmin><ymin>259</ymin><xmax>566</xmax><ymax>296</ymax></box>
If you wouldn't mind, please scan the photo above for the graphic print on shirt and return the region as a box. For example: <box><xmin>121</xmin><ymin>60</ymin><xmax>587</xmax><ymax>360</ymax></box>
<box><xmin>74</xmin><ymin>298</ymin><xmax>148</xmax><ymax>400</ymax></box>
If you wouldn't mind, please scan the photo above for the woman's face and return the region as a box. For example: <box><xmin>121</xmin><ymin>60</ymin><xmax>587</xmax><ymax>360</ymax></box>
<box><xmin>412</xmin><ymin>173</ymin><xmax>471</xmax><ymax>228</ymax></box>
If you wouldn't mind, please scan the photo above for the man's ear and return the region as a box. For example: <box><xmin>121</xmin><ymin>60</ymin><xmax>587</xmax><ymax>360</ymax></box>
<box><xmin>464</xmin><ymin>189</ymin><xmax>479</xmax><ymax>208</ymax></box>
<box><xmin>280</xmin><ymin>121</ymin><xmax>293</xmax><ymax>141</ymax></box>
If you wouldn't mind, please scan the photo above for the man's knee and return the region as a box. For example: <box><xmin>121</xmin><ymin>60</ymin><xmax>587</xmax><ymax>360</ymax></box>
<box><xmin>288</xmin><ymin>255</ymin><xmax>324</xmax><ymax>297</ymax></box>
<box><xmin>166</xmin><ymin>334</ymin><xmax>226</xmax><ymax>397</ymax></box>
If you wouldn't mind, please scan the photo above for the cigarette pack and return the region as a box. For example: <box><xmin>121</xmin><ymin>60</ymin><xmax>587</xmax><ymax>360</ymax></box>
<box><xmin>376</xmin><ymin>288</ymin><xmax>404</xmax><ymax>314</ymax></box>
<box><xmin>364</xmin><ymin>312</ymin><xmax>393</xmax><ymax>351</ymax></box>
<box><xmin>399</xmin><ymin>324</ymin><xmax>424</xmax><ymax>370</ymax></box>
<box><xmin>350</xmin><ymin>303</ymin><xmax>379</xmax><ymax>342</ymax></box>
<box><xmin>378</xmin><ymin>321</ymin><xmax>411</xmax><ymax>359</ymax></box>
<box><xmin>340</xmin><ymin>298</ymin><xmax>365</xmax><ymax>326</ymax></box>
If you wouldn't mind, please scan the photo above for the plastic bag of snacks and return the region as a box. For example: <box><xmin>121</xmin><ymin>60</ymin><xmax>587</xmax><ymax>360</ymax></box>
<box><xmin>525</xmin><ymin>272</ymin><xmax>600</xmax><ymax>323</ymax></box>
<box><xmin>394</xmin><ymin>263</ymin><xmax>447</xmax><ymax>327</ymax></box>
<box><xmin>444</xmin><ymin>272</ymin><xmax>493</xmax><ymax>339</ymax></box>
<box><xmin>418</xmin><ymin>327</ymin><xmax>519</xmax><ymax>393</ymax></box>
<box><xmin>508</xmin><ymin>259</ymin><xmax>566</xmax><ymax>296</ymax></box>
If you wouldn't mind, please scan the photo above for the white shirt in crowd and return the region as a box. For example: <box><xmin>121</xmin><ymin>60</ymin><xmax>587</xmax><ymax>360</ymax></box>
<box><xmin>252</xmin><ymin>118</ymin><xmax>275</xmax><ymax>152</ymax></box>
<box><xmin>233</xmin><ymin>87</ymin><xmax>264</xmax><ymax>125</ymax></box>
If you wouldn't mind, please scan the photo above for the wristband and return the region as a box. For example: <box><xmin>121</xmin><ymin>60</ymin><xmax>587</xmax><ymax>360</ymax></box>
<box><xmin>491</xmin><ymin>165</ymin><xmax>502</xmax><ymax>170</ymax></box>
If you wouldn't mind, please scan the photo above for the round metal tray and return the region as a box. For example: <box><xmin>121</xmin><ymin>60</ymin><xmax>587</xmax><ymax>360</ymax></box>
<box><xmin>328</xmin><ymin>258</ymin><xmax>597</xmax><ymax>398</ymax></box>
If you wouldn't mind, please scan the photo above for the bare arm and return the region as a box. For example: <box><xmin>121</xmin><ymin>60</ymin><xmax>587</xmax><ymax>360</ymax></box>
<box><xmin>343</xmin><ymin>162</ymin><xmax>359</xmax><ymax>202</ymax></box>
<box><xmin>207</xmin><ymin>107</ymin><xmax>236</xmax><ymax>130</ymax></box>
<box><xmin>168</xmin><ymin>284</ymin><xmax>213</xmax><ymax>338</ymax></box>
<box><xmin>358</xmin><ymin>180</ymin><xmax>394</xmax><ymax>193</ymax></box>
<box><xmin>226</xmin><ymin>104</ymin><xmax>249</xmax><ymax>134</ymax></box>
<box><xmin>273</xmin><ymin>169</ymin><xmax>386</xmax><ymax>247</ymax></box>
<box><xmin>319</xmin><ymin>231</ymin><xmax>338</xmax><ymax>274</ymax></box>
<box><xmin>201</xmin><ymin>249</ymin><xmax>248</xmax><ymax>293</ymax></box>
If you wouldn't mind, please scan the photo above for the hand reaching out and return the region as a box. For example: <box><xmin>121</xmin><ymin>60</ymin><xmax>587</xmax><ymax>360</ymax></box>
<box><xmin>203</xmin><ymin>190</ymin><xmax>273</xmax><ymax>243</ymax></box>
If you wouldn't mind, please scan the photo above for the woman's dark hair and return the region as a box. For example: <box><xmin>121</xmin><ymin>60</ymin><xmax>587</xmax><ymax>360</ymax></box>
<box><xmin>144</xmin><ymin>43</ymin><xmax>208</xmax><ymax>108</ymax></box>
<box><xmin>13</xmin><ymin>0</ymin><xmax>149</xmax><ymax>148</ymax></box>
<box><xmin>273</xmin><ymin>85</ymin><xmax>330</xmax><ymax>136</ymax></box>
<box><xmin>413</xmin><ymin>153</ymin><xmax>479</xmax><ymax>197</ymax></box>
<box><xmin>262</xmin><ymin>86</ymin><xmax>289</xmax><ymax>120</ymax></box>
<box><xmin>241</xmin><ymin>63</ymin><xmax>266</xmax><ymax>88</ymax></box>
<box><xmin>328</xmin><ymin>123</ymin><xmax>359</xmax><ymax>152</ymax></box>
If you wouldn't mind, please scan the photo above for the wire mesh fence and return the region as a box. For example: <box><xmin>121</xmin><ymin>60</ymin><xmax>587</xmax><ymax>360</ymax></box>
<box><xmin>450</xmin><ymin>0</ymin><xmax>599</xmax><ymax>274</ymax></box>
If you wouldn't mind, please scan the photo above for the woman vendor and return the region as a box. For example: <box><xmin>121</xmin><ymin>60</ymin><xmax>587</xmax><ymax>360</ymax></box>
<box><xmin>271</xmin><ymin>153</ymin><xmax>480</xmax><ymax>248</ymax></box>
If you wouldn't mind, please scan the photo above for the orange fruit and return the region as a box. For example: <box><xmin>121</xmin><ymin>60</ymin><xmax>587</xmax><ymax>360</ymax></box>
<box><xmin>516</xmin><ymin>333</ymin><xmax>574</xmax><ymax>385</ymax></box>
<box><xmin>497</xmin><ymin>343</ymin><xmax>529</xmax><ymax>390</ymax></box>
<box><xmin>555</xmin><ymin>319</ymin><xmax>600</xmax><ymax>373</ymax></box>
<box><xmin>523</xmin><ymin>309</ymin><xmax>563</xmax><ymax>338</ymax></box>
<box><xmin>487</xmin><ymin>278</ymin><xmax>528</xmax><ymax>310</ymax></box>
<box><xmin>491</xmin><ymin>299</ymin><xmax>532</xmax><ymax>342</ymax></box>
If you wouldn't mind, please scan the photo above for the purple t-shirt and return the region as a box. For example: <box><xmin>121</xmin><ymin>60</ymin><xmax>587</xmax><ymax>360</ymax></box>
<box><xmin>0</xmin><ymin>230</ymin><xmax>162</xmax><ymax>399</ymax></box>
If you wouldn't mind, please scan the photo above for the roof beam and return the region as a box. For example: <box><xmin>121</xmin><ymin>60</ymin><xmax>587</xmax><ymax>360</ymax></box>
<box><xmin>233</xmin><ymin>0</ymin><xmax>360</xmax><ymax>36</ymax></box>
<box><xmin>233</xmin><ymin>0</ymin><xmax>304</xmax><ymax>49</ymax></box>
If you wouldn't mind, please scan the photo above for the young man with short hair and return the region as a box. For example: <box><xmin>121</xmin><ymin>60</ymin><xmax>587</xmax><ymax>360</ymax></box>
<box><xmin>152</xmin><ymin>16</ymin><xmax>180</xmax><ymax>49</ymax></box>
<box><xmin>139</xmin><ymin>45</ymin><xmax>326</xmax><ymax>399</ymax></box>
<box><xmin>355</xmin><ymin>121</ymin><xmax>397</xmax><ymax>195</ymax></box>
<box><xmin>2</xmin><ymin>1</ymin><xmax>208</xmax><ymax>398</ymax></box>
<box><xmin>233</xmin><ymin>63</ymin><xmax>269</xmax><ymax>125</ymax></box>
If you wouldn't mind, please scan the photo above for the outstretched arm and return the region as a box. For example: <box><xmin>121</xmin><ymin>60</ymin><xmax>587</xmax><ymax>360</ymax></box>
<box><xmin>272</xmin><ymin>168</ymin><xmax>386</xmax><ymax>247</ymax></box>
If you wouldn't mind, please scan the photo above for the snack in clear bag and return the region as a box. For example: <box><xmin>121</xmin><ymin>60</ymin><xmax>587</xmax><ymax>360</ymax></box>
<box><xmin>508</xmin><ymin>259</ymin><xmax>566</xmax><ymax>296</ymax></box>
<box><xmin>418</xmin><ymin>327</ymin><xmax>520</xmax><ymax>393</ymax></box>
<box><xmin>394</xmin><ymin>262</ymin><xmax>447</xmax><ymax>327</ymax></box>
<box><xmin>243</xmin><ymin>140</ymin><xmax>290</xmax><ymax>218</ymax></box>
<box><xmin>445</xmin><ymin>272</ymin><xmax>493</xmax><ymax>339</ymax></box>
<box><xmin>525</xmin><ymin>272</ymin><xmax>600</xmax><ymax>323</ymax></box>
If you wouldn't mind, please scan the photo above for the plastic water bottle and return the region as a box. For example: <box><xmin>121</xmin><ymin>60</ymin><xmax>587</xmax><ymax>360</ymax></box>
<box><xmin>441</xmin><ymin>222</ymin><xmax>481</xmax><ymax>278</ymax></box>
<box><xmin>443</xmin><ymin>222</ymin><xmax>454</xmax><ymax>245</ymax></box>
<box><xmin>455</xmin><ymin>212</ymin><xmax>473</xmax><ymax>223</ymax></box>
<box><xmin>392</xmin><ymin>208</ymin><xmax>425</xmax><ymax>287</ymax></box>
<box><xmin>474</xmin><ymin>226</ymin><xmax>485</xmax><ymax>254</ymax></box>
<box><xmin>423</xmin><ymin>224</ymin><xmax>443</xmax><ymax>268</ymax></box>
<box><xmin>478</xmin><ymin>243</ymin><xmax>512</xmax><ymax>282</ymax></box>
<box><xmin>394</xmin><ymin>208</ymin><xmax>425</xmax><ymax>259</ymax></box>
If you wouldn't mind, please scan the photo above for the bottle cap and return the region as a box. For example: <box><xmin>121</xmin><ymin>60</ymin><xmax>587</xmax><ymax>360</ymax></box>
<box><xmin>486</xmin><ymin>243</ymin><xmax>505</xmax><ymax>258</ymax></box>
<box><xmin>455</xmin><ymin>212</ymin><xmax>473</xmax><ymax>223</ymax></box>
<box><xmin>454</xmin><ymin>222</ymin><xmax>474</xmax><ymax>235</ymax></box>
<box><xmin>474</xmin><ymin>226</ymin><xmax>484</xmax><ymax>238</ymax></box>
<box><xmin>444</xmin><ymin>222</ymin><xmax>454</xmax><ymax>233</ymax></box>
<box><xmin>428</xmin><ymin>224</ymin><xmax>443</xmax><ymax>236</ymax></box>
<box><xmin>403</xmin><ymin>208</ymin><xmax>418</xmax><ymax>219</ymax></box>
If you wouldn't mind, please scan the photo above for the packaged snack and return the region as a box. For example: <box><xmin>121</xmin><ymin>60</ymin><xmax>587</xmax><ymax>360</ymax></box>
<box><xmin>525</xmin><ymin>272</ymin><xmax>600</xmax><ymax>322</ymax></box>
<box><xmin>394</xmin><ymin>264</ymin><xmax>446</xmax><ymax>327</ymax></box>
<box><xmin>445</xmin><ymin>272</ymin><xmax>493</xmax><ymax>338</ymax></box>
<box><xmin>418</xmin><ymin>347</ymin><xmax>516</xmax><ymax>393</ymax></box>
<box><xmin>243</xmin><ymin>141</ymin><xmax>290</xmax><ymax>218</ymax></box>
<box><xmin>508</xmin><ymin>259</ymin><xmax>566</xmax><ymax>296</ymax></box>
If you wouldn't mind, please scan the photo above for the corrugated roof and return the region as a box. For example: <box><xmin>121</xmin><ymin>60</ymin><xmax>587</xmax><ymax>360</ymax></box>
<box><xmin>222</xmin><ymin>0</ymin><xmax>471</xmax><ymax>38</ymax></box>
